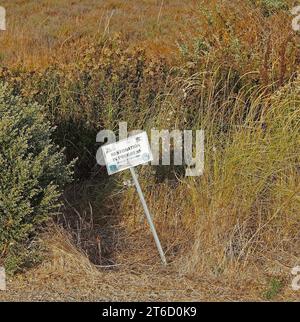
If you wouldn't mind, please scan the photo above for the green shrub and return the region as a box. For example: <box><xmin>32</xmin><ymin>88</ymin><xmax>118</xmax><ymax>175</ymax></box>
<box><xmin>257</xmin><ymin>0</ymin><xmax>288</xmax><ymax>16</ymax></box>
<box><xmin>0</xmin><ymin>84</ymin><xmax>75</xmax><ymax>273</ymax></box>
<box><xmin>263</xmin><ymin>278</ymin><xmax>283</xmax><ymax>300</ymax></box>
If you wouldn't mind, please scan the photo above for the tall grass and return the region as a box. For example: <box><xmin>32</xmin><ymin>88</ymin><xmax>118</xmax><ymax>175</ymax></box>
<box><xmin>0</xmin><ymin>0</ymin><xmax>299</xmax><ymax>291</ymax></box>
<box><xmin>114</xmin><ymin>71</ymin><xmax>299</xmax><ymax>281</ymax></box>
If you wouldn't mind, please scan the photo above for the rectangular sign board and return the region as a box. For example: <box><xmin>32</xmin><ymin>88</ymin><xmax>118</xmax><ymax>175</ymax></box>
<box><xmin>102</xmin><ymin>132</ymin><xmax>153</xmax><ymax>175</ymax></box>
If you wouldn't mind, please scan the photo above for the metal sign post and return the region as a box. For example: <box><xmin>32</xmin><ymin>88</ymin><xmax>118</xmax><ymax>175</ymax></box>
<box><xmin>101</xmin><ymin>132</ymin><xmax>167</xmax><ymax>266</ymax></box>
<box><xmin>129</xmin><ymin>167</ymin><xmax>167</xmax><ymax>266</ymax></box>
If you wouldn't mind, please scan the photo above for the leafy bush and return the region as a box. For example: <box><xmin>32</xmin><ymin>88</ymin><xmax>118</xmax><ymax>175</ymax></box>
<box><xmin>0</xmin><ymin>84</ymin><xmax>74</xmax><ymax>273</ymax></box>
<box><xmin>259</xmin><ymin>0</ymin><xmax>288</xmax><ymax>16</ymax></box>
<box><xmin>0</xmin><ymin>39</ymin><xmax>169</xmax><ymax>178</ymax></box>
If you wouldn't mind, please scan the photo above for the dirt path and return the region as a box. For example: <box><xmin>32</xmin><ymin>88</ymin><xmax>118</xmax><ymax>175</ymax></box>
<box><xmin>0</xmin><ymin>230</ymin><xmax>297</xmax><ymax>302</ymax></box>
<box><xmin>0</xmin><ymin>266</ymin><xmax>294</xmax><ymax>302</ymax></box>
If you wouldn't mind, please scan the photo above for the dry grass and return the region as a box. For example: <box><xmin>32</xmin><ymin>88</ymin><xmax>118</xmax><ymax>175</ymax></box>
<box><xmin>0</xmin><ymin>0</ymin><xmax>202</xmax><ymax>69</ymax></box>
<box><xmin>0</xmin><ymin>0</ymin><xmax>299</xmax><ymax>301</ymax></box>
<box><xmin>0</xmin><ymin>226</ymin><xmax>298</xmax><ymax>302</ymax></box>
<box><xmin>1</xmin><ymin>0</ymin><xmax>298</xmax><ymax>80</ymax></box>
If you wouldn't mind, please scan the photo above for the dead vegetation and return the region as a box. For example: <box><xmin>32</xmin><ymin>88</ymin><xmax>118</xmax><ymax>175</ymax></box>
<box><xmin>0</xmin><ymin>224</ymin><xmax>298</xmax><ymax>302</ymax></box>
<box><xmin>0</xmin><ymin>0</ymin><xmax>299</xmax><ymax>301</ymax></box>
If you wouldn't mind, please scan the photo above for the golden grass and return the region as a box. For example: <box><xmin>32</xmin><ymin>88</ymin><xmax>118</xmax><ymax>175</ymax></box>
<box><xmin>0</xmin><ymin>0</ymin><xmax>299</xmax><ymax>301</ymax></box>
<box><xmin>0</xmin><ymin>0</ymin><xmax>203</xmax><ymax>69</ymax></box>
<box><xmin>1</xmin><ymin>0</ymin><xmax>297</xmax><ymax>79</ymax></box>
<box><xmin>0</xmin><ymin>224</ymin><xmax>298</xmax><ymax>301</ymax></box>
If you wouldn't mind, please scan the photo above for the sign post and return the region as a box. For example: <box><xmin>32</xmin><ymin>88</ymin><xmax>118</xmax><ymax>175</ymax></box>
<box><xmin>101</xmin><ymin>132</ymin><xmax>167</xmax><ymax>266</ymax></box>
<box><xmin>129</xmin><ymin>167</ymin><xmax>167</xmax><ymax>266</ymax></box>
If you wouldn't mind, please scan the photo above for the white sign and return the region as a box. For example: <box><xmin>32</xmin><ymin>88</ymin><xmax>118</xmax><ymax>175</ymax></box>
<box><xmin>0</xmin><ymin>267</ymin><xmax>6</xmax><ymax>291</ymax></box>
<box><xmin>102</xmin><ymin>132</ymin><xmax>153</xmax><ymax>175</ymax></box>
<box><xmin>100</xmin><ymin>132</ymin><xmax>166</xmax><ymax>265</ymax></box>
<box><xmin>0</xmin><ymin>7</ymin><xmax>6</xmax><ymax>31</ymax></box>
